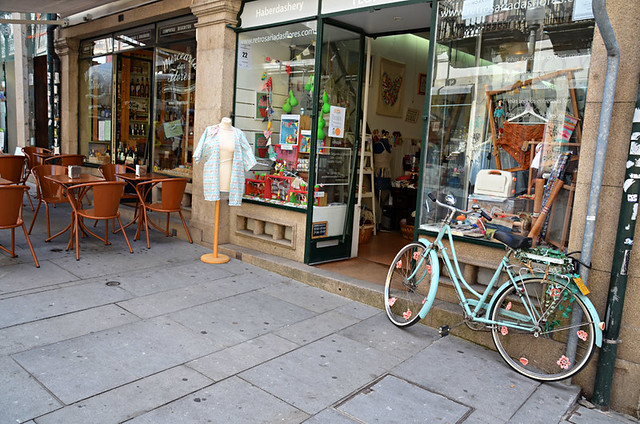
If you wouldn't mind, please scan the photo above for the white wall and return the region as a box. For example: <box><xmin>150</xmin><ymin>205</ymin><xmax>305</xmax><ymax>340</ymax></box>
<box><xmin>367</xmin><ymin>34</ymin><xmax>429</xmax><ymax>140</ymax></box>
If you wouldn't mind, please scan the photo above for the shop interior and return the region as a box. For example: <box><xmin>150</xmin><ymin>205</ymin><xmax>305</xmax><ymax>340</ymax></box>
<box><xmin>316</xmin><ymin>31</ymin><xmax>428</xmax><ymax>282</ymax></box>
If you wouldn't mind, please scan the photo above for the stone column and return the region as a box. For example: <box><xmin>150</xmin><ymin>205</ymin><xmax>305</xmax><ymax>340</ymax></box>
<box><xmin>12</xmin><ymin>13</ymin><xmax>30</xmax><ymax>148</ymax></box>
<box><xmin>569</xmin><ymin>0</ymin><xmax>640</xmax><ymax>415</ymax></box>
<box><xmin>54</xmin><ymin>36</ymin><xmax>79</xmax><ymax>155</ymax></box>
<box><xmin>189</xmin><ymin>0</ymin><xmax>241</xmax><ymax>245</ymax></box>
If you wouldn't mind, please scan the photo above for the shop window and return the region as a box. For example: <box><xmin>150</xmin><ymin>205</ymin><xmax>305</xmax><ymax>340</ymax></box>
<box><xmin>234</xmin><ymin>22</ymin><xmax>318</xmax><ymax>208</ymax></box>
<box><xmin>421</xmin><ymin>1</ymin><xmax>594</xmax><ymax>251</ymax></box>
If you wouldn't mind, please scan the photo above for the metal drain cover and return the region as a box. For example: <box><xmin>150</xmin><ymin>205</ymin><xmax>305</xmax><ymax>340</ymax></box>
<box><xmin>105</xmin><ymin>281</ymin><xmax>121</xmax><ymax>286</ymax></box>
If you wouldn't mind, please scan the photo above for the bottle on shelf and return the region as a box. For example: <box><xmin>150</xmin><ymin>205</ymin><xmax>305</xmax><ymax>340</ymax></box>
<box><xmin>135</xmin><ymin>79</ymin><xmax>140</xmax><ymax>97</ymax></box>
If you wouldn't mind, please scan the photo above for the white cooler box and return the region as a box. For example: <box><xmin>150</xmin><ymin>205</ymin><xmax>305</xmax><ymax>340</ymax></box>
<box><xmin>474</xmin><ymin>169</ymin><xmax>516</xmax><ymax>197</ymax></box>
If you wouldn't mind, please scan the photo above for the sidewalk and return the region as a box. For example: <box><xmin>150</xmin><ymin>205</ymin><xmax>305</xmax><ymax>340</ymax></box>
<box><xmin>1</xmin><ymin>197</ymin><xmax>637</xmax><ymax>423</ymax></box>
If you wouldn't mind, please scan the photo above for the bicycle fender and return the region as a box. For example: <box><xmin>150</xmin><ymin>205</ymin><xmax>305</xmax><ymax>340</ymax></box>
<box><xmin>487</xmin><ymin>274</ymin><xmax>603</xmax><ymax>348</ymax></box>
<box><xmin>418</xmin><ymin>247</ymin><xmax>439</xmax><ymax>320</ymax></box>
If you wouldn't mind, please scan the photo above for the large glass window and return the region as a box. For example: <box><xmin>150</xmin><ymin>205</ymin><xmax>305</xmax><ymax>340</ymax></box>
<box><xmin>421</xmin><ymin>1</ymin><xmax>594</xmax><ymax>251</ymax></box>
<box><xmin>78</xmin><ymin>16</ymin><xmax>196</xmax><ymax>175</ymax></box>
<box><xmin>234</xmin><ymin>22</ymin><xmax>317</xmax><ymax>208</ymax></box>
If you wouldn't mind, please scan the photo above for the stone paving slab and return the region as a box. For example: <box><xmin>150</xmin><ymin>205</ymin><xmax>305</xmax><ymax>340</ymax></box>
<box><xmin>12</xmin><ymin>316</ymin><xmax>217</xmax><ymax>404</ymax></box>
<box><xmin>0</xmin><ymin>261</ymin><xmax>78</xmax><ymax>295</ymax></box>
<box><xmin>338</xmin><ymin>312</ymin><xmax>439</xmax><ymax>361</ymax></box>
<box><xmin>240</xmin><ymin>333</ymin><xmax>402</xmax><ymax>415</ymax></box>
<box><xmin>187</xmin><ymin>333</ymin><xmax>299</xmax><ymax>382</ymax></box>
<box><xmin>303</xmin><ymin>408</ymin><xmax>360</xmax><ymax>423</ymax></box>
<box><xmin>108</xmin><ymin>259</ymin><xmax>236</xmax><ymax>297</ymax></box>
<box><xmin>0</xmin><ymin>281</ymin><xmax>133</xmax><ymax>328</ymax></box>
<box><xmin>35</xmin><ymin>365</ymin><xmax>213</xmax><ymax>424</ymax></box>
<box><xmin>0</xmin><ymin>304</ymin><xmax>138</xmax><ymax>356</ymax></box>
<box><xmin>126</xmin><ymin>376</ymin><xmax>309</xmax><ymax>424</ymax></box>
<box><xmin>117</xmin><ymin>273</ymin><xmax>272</xmax><ymax>319</ymax></box>
<box><xmin>509</xmin><ymin>381</ymin><xmax>581</xmax><ymax>424</ymax></box>
<box><xmin>392</xmin><ymin>335</ymin><xmax>538</xmax><ymax>420</ymax></box>
<box><xmin>169</xmin><ymin>289</ymin><xmax>318</xmax><ymax>343</ymax></box>
<box><xmin>259</xmin><ymin>278</ymin><xmax>351</xmax><ymax>313</ymax></box>
<box><xmin>337</xmin><ymin>374</ymin><xmax>471</xmax><ymax>423</ymax></box>
<box><xmin>0</xmin><ymin>355</ymin><xmax>62</xmax><ymax>424</ymax></box>
<box><xmin>567</xmin><ymin>406</ymin><xmax>640</xmax><ymax>424</ymax></box>
<box><xmin>275</xmin><ymin>310</ymin><xmax>360</xmax><ymax>345</ymax></box>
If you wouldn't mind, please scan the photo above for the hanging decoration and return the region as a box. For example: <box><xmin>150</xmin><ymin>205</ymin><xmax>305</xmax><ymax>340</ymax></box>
<box><xmin>376</xmin><ymin>57</ymin><xmax>405</xmax><ymax>118</ymax></box>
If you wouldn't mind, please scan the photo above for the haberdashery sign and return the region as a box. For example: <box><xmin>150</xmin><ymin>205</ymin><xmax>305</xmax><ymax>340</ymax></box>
<box><xmin>321</xmin><ymin>0</ymin><xmax>409</xmax><ymax>15</ymax></box>
<box><xmin>240</xmin><ymin>0</ymin><xmax>318</xmax><ymax>28</ymax></box>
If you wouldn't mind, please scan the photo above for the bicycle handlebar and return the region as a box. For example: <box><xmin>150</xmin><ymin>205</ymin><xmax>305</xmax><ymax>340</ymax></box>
<box><xmin>427</xmin><ymin>192</ymin><xmax>492</xmax><ymax>221</ymax></box>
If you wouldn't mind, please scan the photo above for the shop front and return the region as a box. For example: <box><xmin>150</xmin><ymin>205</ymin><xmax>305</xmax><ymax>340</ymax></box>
<box><xmin>77</xmin><ymin>15</ymin><xmax>197</xmax><ymax>179</ymax></box>
<box><xmin>231</xmin><ymin>0</ymin><xmax>595</xmax><ymax>268</ymax></box>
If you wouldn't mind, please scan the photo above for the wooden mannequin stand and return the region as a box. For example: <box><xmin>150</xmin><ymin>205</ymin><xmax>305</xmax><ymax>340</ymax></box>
<box><xmin>200</xmin><ymin>200</ymin><xmax>230</xmax><ymax>264</ymax></box>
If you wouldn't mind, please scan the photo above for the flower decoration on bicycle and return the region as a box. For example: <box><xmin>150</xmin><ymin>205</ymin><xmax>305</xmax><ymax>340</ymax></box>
<box><xmin>384</xmin><ymin>192</ymin><xmax>604</xmax><ymax>382</ymax></box>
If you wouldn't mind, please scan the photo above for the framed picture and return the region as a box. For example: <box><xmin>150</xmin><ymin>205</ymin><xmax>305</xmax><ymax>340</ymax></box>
<box><xmin>254</xmin><ymin>132</ymin><xmax>268</xmax><ymax>158</ymax></box>
<box><xmin>255</xmin><ymin>91</ymin><xmax>269</xmax><ymax>120</ymax></box>
<box><xmin>299</xmin><ymin>130</ymin><xmax>311</xmax><ymax>153</ymax></box>
<box><xmin>418</xmin><ymin>73</ymin><xmax>427</xmax><ymax>95</ymax></box>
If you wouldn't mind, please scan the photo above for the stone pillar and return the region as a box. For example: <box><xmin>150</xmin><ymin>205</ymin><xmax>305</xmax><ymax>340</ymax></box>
<box><xmin>54</xmin><ymin>36</ymin><xmax>79</xmax><ymax>155</ymax></box>
<box><xmin>568</xmin><ymin>0</ymin><xmax>640</xmax><ymax>415</ymax></box>
<box><xmin>12</xmin><ymin>13</ymin><xmax>30</xmax><ymax>148</ymax></box>
<box><xmin>189</xmin><ymin>0</ymin><xmax>241</xmax><ymax>245</ymax></box>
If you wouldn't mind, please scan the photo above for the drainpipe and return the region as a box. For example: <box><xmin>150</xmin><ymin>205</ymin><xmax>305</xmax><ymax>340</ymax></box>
<box><xmin>569</xmin><ymin>0</ymin><xmax>618</xmax><ymax>388</ymax></box>
<box><xmin>579</xmin><ymin>0</ymin><xmax>623</xmax><ymax>409</ymax></box>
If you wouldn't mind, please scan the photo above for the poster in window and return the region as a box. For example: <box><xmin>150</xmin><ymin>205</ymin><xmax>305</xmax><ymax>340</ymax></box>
<box><xmin>377</xmin><ymin>58</ymin><xmax>405</xmax><ymax>117</ymax></box>
<box><xmin>255</xmin><ymin>91</ymin><xmax>269</xmax><ymax>120</ymax></box>
<box><xmin>279</xmin><ymin>114</ymin><xmax>300</xmax><ymax>148</ymax></box>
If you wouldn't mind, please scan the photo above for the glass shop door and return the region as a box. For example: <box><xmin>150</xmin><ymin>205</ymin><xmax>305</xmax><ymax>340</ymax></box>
<box><xmin>306</xmin><ymin>23</ymin><xmax>363</xmax><ymax>264</ymax></box>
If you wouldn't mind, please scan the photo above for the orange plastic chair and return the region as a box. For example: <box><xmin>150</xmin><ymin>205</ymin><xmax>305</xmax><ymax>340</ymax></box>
<box><xmin>66</xmin><ymin>181</ymin><xmax>133</xmax><ymax>260</ymax></box>
<box><xmin>44</xmin><ymin>154</ymin><xmax>85</xmax><ymax>166</ymax></box>
<box><xmin>29</xmin><ymin>165</ymin><xmax>69</xmax><ymax>239</ymax></box>
<box><xmin>0</xmin><ymin>154</ymin><xmax>33</xmax><ymax>209</ymax></box>
<box><xmin>22</xmin><ymin>147</ymin><xmax>53</xmax><ymax>210</ymax></box>
<box><xmin>0</xmin><ymin>155</ymin><xmax>27</xmax><ymax>183</ymax></box>
<box><xmin>98</xmin><ymin>164</ymin><xmax>140</xmax><ymax>232</ymax></box>
<box><xmin>0</xmin><ymin>184</ymin><xmax>39</xmax><ymax>267</ymax></box>
<box><xmin>136</xmin><ymin>177</ymin><xmax>193</xmax><ymax>248</ymax></box>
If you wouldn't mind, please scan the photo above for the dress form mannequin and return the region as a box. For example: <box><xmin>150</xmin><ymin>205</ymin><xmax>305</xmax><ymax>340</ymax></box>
<box><xmin>218</xmin><ymin>117</ymin><xmax>235</xmax><ymax>192</ymax></box>
<box><xmin>194</xmin><ymin>116</ymin><xmax>257</xmax><ymax>264</ymax></box>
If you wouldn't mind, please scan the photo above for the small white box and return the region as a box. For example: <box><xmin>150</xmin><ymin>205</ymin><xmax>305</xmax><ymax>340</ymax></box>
<box><xmin>474</xmin><ymin>169</ymin><xmax>515</xmax><ymax>198</ymax></box>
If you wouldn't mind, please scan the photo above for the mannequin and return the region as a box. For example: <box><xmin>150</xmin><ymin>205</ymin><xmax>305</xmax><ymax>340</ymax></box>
<box><xmin>218</xmin><ymin>117</ymin><xmax>235</xmax><ymax>192</ymax></box>
<box><xmin>194</xmin><ymin>117</ymin><xmax>257</xmax><ymax>264</ymax></box>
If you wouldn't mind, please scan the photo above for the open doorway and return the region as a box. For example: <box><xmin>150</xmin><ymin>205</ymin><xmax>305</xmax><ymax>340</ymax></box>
<box><xmin>317</xmin><ymin>31</ymin><xmax>430</xmax><ymax>284</ymax></box>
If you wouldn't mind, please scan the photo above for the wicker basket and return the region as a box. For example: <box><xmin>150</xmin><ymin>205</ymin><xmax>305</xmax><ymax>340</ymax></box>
<box><xmin>359</xmin><ymin>224</ymin><xmax>374</xmax><ymax>244</ymax></box>
<box><xmin>400</xmin><ymin>223</ymin><xmax>414</xmax><ymax>240</ymax></box>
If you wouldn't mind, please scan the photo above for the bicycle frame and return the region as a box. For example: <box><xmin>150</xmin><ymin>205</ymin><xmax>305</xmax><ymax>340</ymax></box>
<box><xmin>414</xmin><ymin>223</ymin><xmax>603</xmax><ymax>347</ymax></box>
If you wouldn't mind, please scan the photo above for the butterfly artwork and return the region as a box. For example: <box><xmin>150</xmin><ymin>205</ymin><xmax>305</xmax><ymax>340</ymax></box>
<box><xmin>377</xmin><ymin>58</ymin><xmax>405</xmax><ymax>117</ymax></box>
<box><xmin>382</xmin><ymin>72</ymin><xmax>403</xmax><ymax>106</ymax></box>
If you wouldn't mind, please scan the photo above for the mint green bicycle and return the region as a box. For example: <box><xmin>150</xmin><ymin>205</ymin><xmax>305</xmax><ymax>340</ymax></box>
<box><xmin>384</xmin><ymin>193</ymin><xmax>603</xmax><ymax>381</ymax></box>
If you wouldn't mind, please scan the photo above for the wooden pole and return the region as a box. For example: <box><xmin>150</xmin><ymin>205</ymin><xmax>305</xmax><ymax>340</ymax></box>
<box><xmin>528</xmin><ymin>181</ymin><xmax>564</xmax><ymax>245</ymax></box>
<box><xmin>201</xmin><ymin>200</ymin><xmax>230</xmax><ymax>264</ymax></box>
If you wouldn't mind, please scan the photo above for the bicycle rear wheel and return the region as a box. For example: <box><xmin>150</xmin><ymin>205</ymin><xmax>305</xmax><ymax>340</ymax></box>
<box><xmin>384</xmin><ymin>242</ymin><xmax>435</xmax><ymax>327</ymax></box>
<box><xmin>490</xmin><ymin>277</ymin><xmax>596</xmax><ymax>381</ymax></box>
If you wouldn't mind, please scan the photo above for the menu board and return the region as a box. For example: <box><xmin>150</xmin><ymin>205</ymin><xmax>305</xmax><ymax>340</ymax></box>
<box><xmin>316</xmin><ymin>147</ymin><xmax>351</xmax><ymax>186</ymax></box>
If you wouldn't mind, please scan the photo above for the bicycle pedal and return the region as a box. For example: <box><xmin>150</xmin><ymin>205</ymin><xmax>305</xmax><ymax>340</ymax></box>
<box><xmin>439</xmin><ymin>325</ymin><xmax>450</xmax><ymax>337</ymax></box>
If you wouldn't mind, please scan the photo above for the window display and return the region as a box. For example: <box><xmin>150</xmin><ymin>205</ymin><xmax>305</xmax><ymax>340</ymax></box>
<box><xmin>234</xmin><ymin>22</ymin><xmax>318</xmax><ymax>208</ymax></box>
<box><xmin>421</xmin><ymin>1</ymin><xmax>594</xmax><ymax>251</ymax></box>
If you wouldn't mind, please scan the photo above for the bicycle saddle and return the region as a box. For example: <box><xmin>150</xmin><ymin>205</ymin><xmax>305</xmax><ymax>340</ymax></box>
<box><xmin>493</xmin><ymin>231</ymin><xmax>532</xmax><ymax>250</ymax></box>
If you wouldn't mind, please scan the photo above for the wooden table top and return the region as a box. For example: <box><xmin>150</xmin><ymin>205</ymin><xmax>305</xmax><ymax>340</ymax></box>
<box><xmin>115</xmin><ymin>172</ymin><xmax>167</xmax><ymax>182</ymax></box>
<box><xmin>44</xmin><ymin>174</ymin><xmax>104</xmax><ymax>186</ymax></box>
<box><xmin>0</xmin><ymin>177</ymin><xmax>13</xmax><ymax>185</ymax></box>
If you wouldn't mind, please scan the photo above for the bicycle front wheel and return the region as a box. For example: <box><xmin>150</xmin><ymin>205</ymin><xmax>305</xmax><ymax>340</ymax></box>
<box><xmin>490</xmin><ymin>277</ymin><xmax>596</xmax><ymax>381</ymax></box>
<box><xmin>384</xmin><ymin>242</ymin><xmax>436</xmax><ymax>327</ymax></box>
